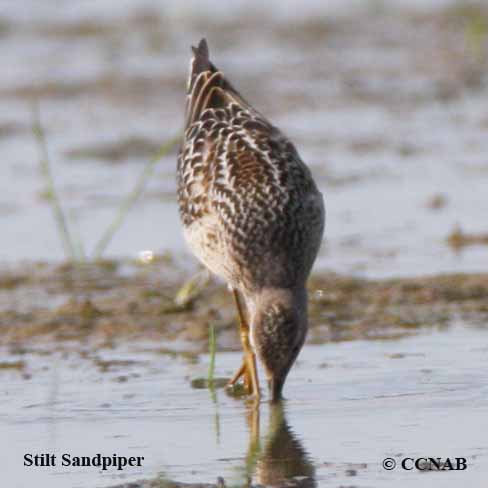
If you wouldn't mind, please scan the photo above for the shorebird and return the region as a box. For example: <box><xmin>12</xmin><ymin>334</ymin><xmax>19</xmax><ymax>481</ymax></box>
<box><xmin>177</xmin><ymin>39</ymin><xmax>325</xmax><ymax>401</ymax></box>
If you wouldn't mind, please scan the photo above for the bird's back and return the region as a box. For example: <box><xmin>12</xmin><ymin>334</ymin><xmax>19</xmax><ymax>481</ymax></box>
<box><xmin>177</xmin><ymin>40</ymin><xmax>324</xmax><ymax>292</ymax></box>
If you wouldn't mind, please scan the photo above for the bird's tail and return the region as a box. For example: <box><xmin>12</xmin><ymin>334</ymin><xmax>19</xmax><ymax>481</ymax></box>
<box><xmin>187</xmin><ymin>38</ymin><xmax>215</xmax><ymax>92</ymax></box>
<box><xmin>184</xmin><ymin>38</ymin><xmax>253</xmax><ymax>129</ymax></box>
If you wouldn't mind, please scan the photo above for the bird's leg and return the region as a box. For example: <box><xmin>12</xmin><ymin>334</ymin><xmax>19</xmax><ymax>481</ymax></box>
<box><xmin>227</xmin><ymin>289</ymin><xmax>260</xmax><ymax>397</ymax></box>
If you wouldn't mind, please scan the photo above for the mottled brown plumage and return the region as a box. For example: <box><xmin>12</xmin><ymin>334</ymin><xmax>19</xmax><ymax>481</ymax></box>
<box><xmin>177</xmin><ymin>39</ymin><xmax>325</xmax><ymax>400</ymax></box>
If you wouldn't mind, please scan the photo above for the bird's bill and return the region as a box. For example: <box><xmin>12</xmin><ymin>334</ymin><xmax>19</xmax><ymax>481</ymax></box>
<box><xmin>269</xmin><ymin>375</ymin><xmax>286</xmax><ymax>402</ymax></box>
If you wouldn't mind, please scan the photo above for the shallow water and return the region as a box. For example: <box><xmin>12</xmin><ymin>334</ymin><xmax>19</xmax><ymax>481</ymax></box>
<box><xmin>2</xmin><ymin>0</ymin><xmax>488</xmax><ymax>277</ymax></box>
<box><xmin>2</xmin><ymin>324</ymin><xmax>487</xmax><ymax>487</ymax></box>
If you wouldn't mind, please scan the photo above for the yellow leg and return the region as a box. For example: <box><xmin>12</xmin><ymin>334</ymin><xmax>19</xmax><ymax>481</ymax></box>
<box><xmin>227</xmin><ymin>289</ymin><xmax>260</xmax><ymax>397</ymax></box>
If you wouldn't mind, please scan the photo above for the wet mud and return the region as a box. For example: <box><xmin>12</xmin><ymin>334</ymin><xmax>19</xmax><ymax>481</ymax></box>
<box><xmin>1</xmin><ymin>260</ymin><xmax>487</xmax><ymax>353</ymax></box>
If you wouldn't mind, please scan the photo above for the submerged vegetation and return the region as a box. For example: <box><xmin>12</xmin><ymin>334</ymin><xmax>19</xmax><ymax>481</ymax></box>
<box><xmin>447</xmin><ymin>224</ymin><xmax>488</xmax><ymax>250</ymax></box>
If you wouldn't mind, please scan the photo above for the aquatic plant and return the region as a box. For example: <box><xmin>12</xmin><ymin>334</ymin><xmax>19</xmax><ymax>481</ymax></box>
<box><xmin>32</xmin><ymin>102</ymin><xmax>78</xmax><ymax>261</ymax></box>
<box><xmin>208</xmin><ymin>322</ymin><xmax>217</xmax><ymax>385</ymax></box>
<box><xmin>32</xmin><ymin>101</ymin><xmax>179</xmax><ymax>261</ymax></box>
<box><xmin>93</xmin><ymin>135</ymin><xmax>180</xmax><ymax>259</ymax></box>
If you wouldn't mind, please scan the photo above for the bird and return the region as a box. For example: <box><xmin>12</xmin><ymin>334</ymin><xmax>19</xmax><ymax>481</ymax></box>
<box><xmin>177</xmin><ymin>39</ymin><xmax>325</xmax><ymax>401</ymax></box>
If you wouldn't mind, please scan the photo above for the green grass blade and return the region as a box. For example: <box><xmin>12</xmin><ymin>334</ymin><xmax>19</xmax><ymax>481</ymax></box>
<box><xmin>92</xmin><ymin>135</ymin><xmax>180</xmax><ymax>259</ymax></box>
<box><xmin>31</xmin><ymin>101</ymin><xmax>77</xmax><ymax>261</ymax></box>
<box><xmin>208</xmin><ymin>323</ymin><xmax>216</xmax><ymax>385</ymax></box>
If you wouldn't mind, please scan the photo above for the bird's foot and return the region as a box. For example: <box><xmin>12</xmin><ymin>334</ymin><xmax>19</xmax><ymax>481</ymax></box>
<box><xmin>227</xmin><ymin>352</ymin><xmax>260</xmax><ymax>399</ymax></box>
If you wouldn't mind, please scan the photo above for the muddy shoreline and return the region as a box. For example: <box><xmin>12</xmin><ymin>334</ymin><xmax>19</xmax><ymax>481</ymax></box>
<box><xmin>3</xmin><ymin>263</ymin><xmax>486</xmax><ymax>488</ymax></box>
<box><xmin>1</xmin><ymin>259</ymin><xmax>487</xmax><ymax>355</ymax></box>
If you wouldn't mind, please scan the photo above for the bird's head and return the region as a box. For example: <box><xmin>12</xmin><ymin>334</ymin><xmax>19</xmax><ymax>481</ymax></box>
<box><xmin>251</xmin><ymin>287</ymin><xmax>308</xmax><ymax>402</ymax></box>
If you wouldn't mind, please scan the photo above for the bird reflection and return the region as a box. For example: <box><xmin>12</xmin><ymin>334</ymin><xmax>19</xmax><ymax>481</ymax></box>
<box><xmin>243</xmin><ymin>401</ymin><xmax>316</xmax><ymax>487</ymax></box>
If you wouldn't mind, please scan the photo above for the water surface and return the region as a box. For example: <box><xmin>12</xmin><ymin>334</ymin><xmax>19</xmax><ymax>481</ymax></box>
<box><xmin>2</xmin><ymin>325</ymin><xmax>487</xmax><ymax>487</ymax></box>
<box><xmin>1</xmin><ymin>0</ymin><xmax>488</xmax><ymax>278</ymax></box>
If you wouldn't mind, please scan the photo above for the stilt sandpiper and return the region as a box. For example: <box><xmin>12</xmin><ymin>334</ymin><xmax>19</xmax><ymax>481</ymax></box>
<box><xmin>177</xmin><ymin>39</ymin><xmax>325</xmax><ymax>401</ymax></box>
